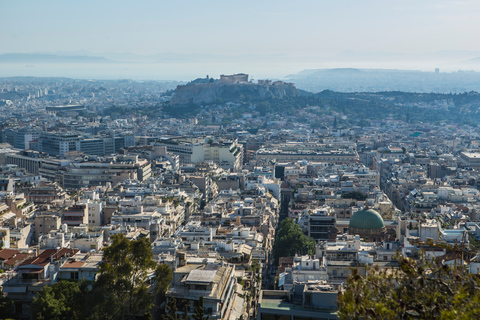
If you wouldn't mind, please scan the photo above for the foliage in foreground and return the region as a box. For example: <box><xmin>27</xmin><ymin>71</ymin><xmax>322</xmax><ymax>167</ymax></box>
<box><xmin>0</xmin><ymin>288</ymin><xmax>15</xmax><ymax>319</ymax></box>
<box><xmin>337</xmin><ymin>253</ymin><xmax>480</xmax><ymax>320</ymax></box>
<box><xmin>163</xmin><ymin>296</ymin><xmax>209</xmax><ymax>320</ymax></box>
<box><xmin>32</xmin><ymin>281</ymin><xmax>88</xmax><ymax>320</ymax></box>
<box><xmin>32</xmin><ymin>234</ymin><xmax>173</xmax><ymax>320</ymax></box>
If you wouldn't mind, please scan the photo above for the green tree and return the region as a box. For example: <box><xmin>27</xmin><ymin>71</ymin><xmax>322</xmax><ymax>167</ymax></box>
<box><xmin>337</xmin><ymin>254</ymin><xmax>480</xmax><ymax>320</ymax></box>
<box><xmin>272</xmin><ymin>218</ymin><xmax>315</xmax><ymax>264</ymax></box>
<box><xmin>32</xmin><ymin>281</ymin><xmax>84</xmax><ymax>320</ymax></box>
<box><xmin>155</xmin><ymin>264</ymin><xmax>173</xmax><ymax>296</ymax></box>
<box><xmin>341</xmin><ymin>191</ymin><xmax>367</xmax><ymax>201</ymax></box>
<box><xmin>94</xmin><ymin>234</ymin><xmax>157</xmax><ymax>320</ymax></box>
<box><xmin>192</xmin><ymin>296</ymin><xmax>208</xmax><ymax>320</ymax></box>
<box><xmin>0</xmin><ymin>288</ymin><xmax>14</xmax><ymax>320</ymax></box>
<box><xmin>256</xmin><ymin>101</ymin><xmax>271</xmax><ymax>116</ymax></box>
<box><xmin>163</xmin><ymin>297</ymin><xmax>178</xmax><ymax>320</ymax></box>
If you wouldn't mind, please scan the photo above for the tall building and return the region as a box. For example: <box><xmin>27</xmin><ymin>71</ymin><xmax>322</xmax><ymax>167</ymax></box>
<box><xmin>38</xmin><ymin>133</ymin><xmax>135</xmax><ymax>157</ymax></box>
<box><xmin>2</xmin><ymin>127</ymin><xmax>41</xmax><ymax>150</ymax></box>
<box><xmin>61</xmin><ymin>155</ymin><xmax>151</xmax><ymax>189</ymax></box>
<box><xmin>39</xmin><ymin>133</ymin><xmax>81</xmax><ymax>157</ymax></box>
<box><xmin>151</xmin><ymin>137</ymin><xmax>243</xmax><ymax>172</ymax></box>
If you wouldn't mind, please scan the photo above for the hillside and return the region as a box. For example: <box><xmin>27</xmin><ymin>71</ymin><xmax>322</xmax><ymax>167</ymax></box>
<box><xmin>171</xmin><ymin>79</ymin><xmax>298</xmax><ymax>105</ymax></box>
<box><xmin>165</xmin><ymin>79</ymin><xmax>480</xmax><ymax>127</ymax></box>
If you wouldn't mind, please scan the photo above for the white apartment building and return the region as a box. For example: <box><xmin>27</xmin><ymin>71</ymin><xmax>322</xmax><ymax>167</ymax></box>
<box><xmin>152</xmin><ymin>137</ymin><xmax>243</xmax><ymax>172</ymax></box>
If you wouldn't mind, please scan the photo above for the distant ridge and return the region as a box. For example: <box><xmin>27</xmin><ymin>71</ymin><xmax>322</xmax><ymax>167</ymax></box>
<box><xmin>0</xmin><ymin>53</ymin><xmax>110</xmax><ymax>63</ymax></box>
<box><xmin>286</xmin><ymin>68</ymin><xmax>480</xmax><ymax>93</ymax></box>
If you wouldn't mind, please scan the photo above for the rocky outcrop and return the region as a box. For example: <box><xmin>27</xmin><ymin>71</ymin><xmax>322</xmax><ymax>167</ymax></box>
<box><xmin>171</xmin><ymin>81</ymin><xmax>297</xmax><ymax>105</ymax></box>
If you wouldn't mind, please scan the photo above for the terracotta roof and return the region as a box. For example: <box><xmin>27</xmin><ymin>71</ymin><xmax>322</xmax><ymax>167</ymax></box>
<box><xmin>18</xmin><ymin>248</ymin><xmax>80</xmax><ymax>268</ymax></box>
<box><xmin>5</xmin><ymin>253</ymin><xmax>31</xmax><ymax>266</ymax></box>
<box><xmin>19</xmin><ymin>256</ymin><xmax>50</xmax><ymax>268</ymax></box>
<box><xmin>0</xmin><ymin>249</ymin><xmax>19</xmax><ymax>261</ymax></box>
<box><xmin>53</xmin><ymin>248</ymin><xmax>79</xmax><ymax>260</ymax></box>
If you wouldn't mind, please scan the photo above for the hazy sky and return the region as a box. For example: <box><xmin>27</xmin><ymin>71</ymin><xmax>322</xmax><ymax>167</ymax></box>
<box><xmin>2</xmin><ymin>0</ymin><xmax>480</xmax><ymax>56</ymax></box>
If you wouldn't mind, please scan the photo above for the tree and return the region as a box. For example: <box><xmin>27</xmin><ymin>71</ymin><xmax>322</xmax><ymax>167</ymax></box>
<box><xmin>337</xmin><ymin>253</ymin><xmax>480</xmax><ymax>320</ymax></box>
<box><xmin>94</xmin><ymin>234</ymin><xmax>157</xmax><ymax>320</ymax></box>
<box><xmin>192</xmin><ymin>296</ymin><xmax>208</xmax><ymax>320</ymax></box>
<box><xmin>163</xmin><ymin>297</ymin><xmax>178</xmax><ymax>320</ymax></box>
<box><xmin>272</xmin><ymin>218</ymin><xmax>315</xmax><ymax>264</ymax></box>
<box><xmin>256</xmin><ymin>101</ymin><xmax>271</xmax><ymax>116</ymax></box>
<box><xmin>32</xmin><ymin>281</ymin><xmax>84</xmax><ymax>320</ymax></box>
<box><xmin>155</xmin><ymin>264</ymin><xmax>173</xmax><ymax>296</ymax></box>
<box><xmin>341</xmin><ymin>191</ymin><xmax>367</xmax><ymax>201</ymax></box>
<box><xmin>0</xmin><ymin>288</ymin><xmax>14</xmax><ymax>320</ymax></box>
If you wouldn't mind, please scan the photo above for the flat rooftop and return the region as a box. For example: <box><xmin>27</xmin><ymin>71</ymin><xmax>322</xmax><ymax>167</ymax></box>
<box><xmin>259</xmin><ymin>291</ymin><xmax>338</xmax><ymax>316</ymax></box>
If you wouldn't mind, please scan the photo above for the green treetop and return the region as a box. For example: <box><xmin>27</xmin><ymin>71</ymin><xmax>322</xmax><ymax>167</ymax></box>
<box><xmin>273</xmin><ymin>218</ymin><xmax>315</xmax><ymax>264</ymax></box>
<box><xmin>338</xmin><ymin>253</ymin><xmax>480</xmax><ymax>320</ymax></box>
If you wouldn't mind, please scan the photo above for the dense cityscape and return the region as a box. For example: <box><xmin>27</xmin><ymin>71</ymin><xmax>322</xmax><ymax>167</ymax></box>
<box><xmin>0</xmin><ymin>72</ymin><xmax>479</xmax><ymax>319</ymax></box>
<box><xmin>3</xmin><ymin>0</ymin><xmax>480</xmax><ymax>319</ymax></box>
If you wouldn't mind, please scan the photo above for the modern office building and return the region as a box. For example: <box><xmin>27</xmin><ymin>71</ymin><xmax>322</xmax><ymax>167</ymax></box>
<box><xmin>151</xmin><ymin>137</ymin><xmax>243</xmax><ymax>172</ymax></box>
<box><xmin>61</xmin><ymin>155</ymin><xmax>151</xmax><ymax>189</ymax></box>
<box><xmin>1</xmin><ymin>128</ymin><xmax>41</xmax><ymax>150</ymax></box>
<box><xmin>256</xmin><ymin>149</ymin><xmax>359</xmax><ymax>164</ymax></box>
<box><xmin>38</xmin><ymin>133</ymin><xmax>135</xmax><ymax>157</ymax></box>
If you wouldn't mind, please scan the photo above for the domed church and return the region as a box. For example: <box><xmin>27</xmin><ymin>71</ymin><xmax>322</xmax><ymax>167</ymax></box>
<box><xmin>348</xmin><ymin>207</ymin><xmax>386</xmax><ymax>242</ymax></box>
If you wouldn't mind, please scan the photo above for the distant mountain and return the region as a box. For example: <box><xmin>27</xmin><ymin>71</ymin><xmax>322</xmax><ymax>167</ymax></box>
<box><xmin>468</xmin><ymin>57</ymin><xmax>480</xmax><ymax>63</ymax></box>
<box><xmin>332</xmin><ymin>50</ymin><xmax>480</xmax><ymax>62</ymax></box>
<box><xmin>0</xmin><ymin>53</ymin><xmax>110</xmax><ymax>63</ymax></box>
<box><xmin>285</xmin><ymin>68</ymin><xmax>480</xmax><ymax>94</ymax></box>
<box><xmin>4</xmin><ymin>50</ymin><xmax>290</xmax><ymax>64</ymax></box>
<box><xmin>97</xmin><ymin>52</ymin><xmax>290</xmax><ymax>64</ymax></box>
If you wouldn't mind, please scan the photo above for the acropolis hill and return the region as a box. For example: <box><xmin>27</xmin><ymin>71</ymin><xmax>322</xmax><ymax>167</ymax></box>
<box><xmin>171</xmin><ymin>73</ymin><xmax>298</xmax><ymax>105</ymax></box>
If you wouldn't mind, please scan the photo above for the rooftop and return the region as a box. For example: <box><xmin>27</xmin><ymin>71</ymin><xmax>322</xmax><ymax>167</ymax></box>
<box><xmin>259</xmin><ymin>290</ymin><xmax>338</xmax><ymax>315</ymax></box>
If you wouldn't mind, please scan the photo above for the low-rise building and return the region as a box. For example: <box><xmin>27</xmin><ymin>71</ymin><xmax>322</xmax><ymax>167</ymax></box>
<box><xmin>166</xmin><ymin>262</ymin><xmax>237</xmax><ymax>320</ymax></box>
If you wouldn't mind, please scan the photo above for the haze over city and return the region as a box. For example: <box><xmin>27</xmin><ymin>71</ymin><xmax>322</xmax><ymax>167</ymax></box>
<box><xmin>2</xmin><ymin>0</ymin><xmax>480</xmax><ymax>80</ymax></box>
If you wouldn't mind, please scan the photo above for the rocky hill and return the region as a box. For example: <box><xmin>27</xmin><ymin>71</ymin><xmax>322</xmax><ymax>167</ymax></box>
<box><xmin>171</xmin><ymin>80</ymin><xmax>298</xmax><ymax>105</ymax></box>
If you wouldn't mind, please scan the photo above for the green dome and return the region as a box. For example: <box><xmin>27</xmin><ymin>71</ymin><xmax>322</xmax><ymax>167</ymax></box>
<box><xmin>349</xmin><ymin>209</ymin><xmax>385</xmax><ymax>230</ymax></box>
